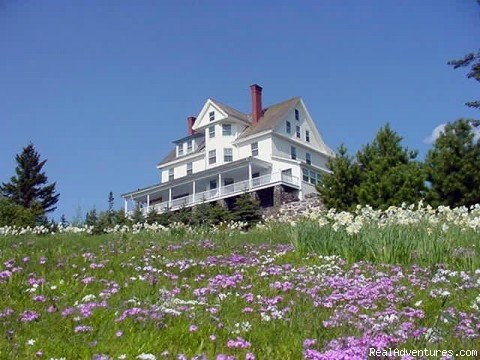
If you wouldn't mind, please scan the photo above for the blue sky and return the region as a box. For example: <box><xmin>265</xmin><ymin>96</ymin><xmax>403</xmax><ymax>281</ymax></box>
<box><xmin>1</xmin><ymin>1</ymin><xmax>478</xmax><ymax>219</ymax></box>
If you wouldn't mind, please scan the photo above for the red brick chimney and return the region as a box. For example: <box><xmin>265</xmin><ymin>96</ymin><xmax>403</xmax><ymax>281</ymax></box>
<box><xmin>250</xmin><ymin>84</ymin><xmax>263</xmax><ymax>124</ymax></box>
<box><xmin>187</xmin><ymin>116</ymin><xmax>196</xmax><ymax>135</ymax></box>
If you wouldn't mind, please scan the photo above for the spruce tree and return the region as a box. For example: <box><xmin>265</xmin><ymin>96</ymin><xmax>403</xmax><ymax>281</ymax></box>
<box><xmin>107</xmin><ymin>191</ymin><xmax>115</xmax><ymax>225</ymax></box>
<box><xmin>316</xmin><ymin>144</ymin><xmax>361</xmax><ymax>211</ymax></box>
<box><xmin>356</xmin><ymin>124</ymin><xmax>425</xmax><ymax>209</ymax></box>
<box><xmin>425</xmin><ymin>119</ymin><xmax>480</xmax><ymax>207</ymax></box>
<box><xmin>0</xmin><ymin>143</ymin><xmax>59</xmax><ymax>214</ymax></box>
<box><xmin>208</xmin><ymin>202</ymin><xmax>232</xmax><ymax>225</ymax></box>
<box><xmin>232</xmin><ymin>193</ymin><xmax>261</xmax><ymax>227</ymax></box>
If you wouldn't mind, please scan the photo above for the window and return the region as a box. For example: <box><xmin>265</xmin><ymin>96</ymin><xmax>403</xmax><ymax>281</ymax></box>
<box><xmin>309</xmin><ymin>170</ymin><xmax>317</xmax><ymax>184</ymax></box>
<box><xmin>224</xmin><ymin>148</ymin><xmax>233</xmax><ymax>162</ymax></box>
<box><xmin>209</xmin><ymin>125</ymin><xmax>215</xmax><ymax>138</ymax></box>
<box><xmin>295</xmin><ymin>109</ymin><xmax>300</xmax><ymax>121</ymax></box>
<box><xmin>286</xmin><ymin>121</ymin><xmax>291</xmax><ymax>134</ymax></box>
<box><xmin>224</xmin><ymin>178</ymin><xmax>234</xmax><ymax>187</ymax></box>
<box><xmin>178</xmin><ymin>144</ymin><xmax>184</xmax><ymax>156</ymax></box>
<box><xmin>296</xmin><ymin>125</ymin><xmax>301</xmax><ymax>138</ymax></box>
<box><xmin>291</xmin><ymin>146</ymin><xmax>297</xmax><ymax>160</ymax></box>
<box><xmin>306</xmin><ymin>152</ymin><xmax>311</xmax><ymax>165</ymax></box>
<box><xmin>210</xmin><ymin>180</ymin><xmax>217</xmax><ymax>189</ymax></box>
<box><xmin>251</xmin><ymin>142</ymin><xmax>258</xmax><ymax>157</ymax></box>
<box><xmin>208</xmin><ymin>150</ymin><xmax>216</xmax><ymax>164</ymax></box>
<box><xmin>186</xmin><ymin>162</ymin><xmax>192</xmax><ymax>175</ymax></box>
<box><xmin>303</xmin><ymin>168</ymin><xmax>309</xmax><ymax>182</ymax></box>
<box><xmin>187</xmin><ymin>140</ymin><xmax>193</xmax><ymax>153</ymax></box>
<box><xmin>209</xmin><ymin>111</ymin><xmax>215</xmax><ymax>121</ymax></box>
<box><xmin>168</xmin><ymin>168</ymin><xmax>174</xmax><ymax>181</ymax></box>
<box><xmin>306</xmin><ymin>130</ymin><xmax>310</xmax><ymax>143</ymax></box>
<box><xmin>222</xmin><ymin>124</ymin><xmax>232</xmax><ymax>136</ymax></box>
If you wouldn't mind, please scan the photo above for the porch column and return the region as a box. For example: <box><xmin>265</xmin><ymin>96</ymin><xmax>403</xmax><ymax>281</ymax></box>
<box><xmin>146</xmin><ymin>194</ymin><xmax>150</xmax><ymax>213</ymax></box>
<box><xmin>248</xmin><ymin>161</ymin><xmax>252</xmax><ymax>189</ymax></box>
<box><xmin>168</xmin><ymin>188</ymin><xmax>172</xmax><ymax>208</ymax></box>
<box><xmin>124</xmin><ymin>199</ymin><xmax>128</xmax><ymax>214</ymax></box>
<box><xmin>218</xmin><ymin>173</ymin><xmax>222</xmax><ymax>196</ymax></box>
<box><xmin>192</xmin><ymin>181</ymin><xmax>196</xmax><ymax>203</ymax></box>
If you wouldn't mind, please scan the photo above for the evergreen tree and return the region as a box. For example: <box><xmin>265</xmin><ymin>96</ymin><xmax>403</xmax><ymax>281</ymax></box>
<box><xmin>0</xmin><ymin>198</ymin><xmax>38</xmax><ymax>227</ymax></box>
<box><xmin>356</xmin><ymin>124</ymin><xmax>425</xmax><ymax>209</ymax></box>
<box><xmin>208</xmin><ymin>202</ymin><xmax>232</xmax><ymax>225</ymax></box>
<box><xmin>85</xmin><ymin>208</ymin><xmax>98</xmax><ymax>227</ymax></box>
<box><xmin>316</xmin><ymin>144</ymin><xmax>362</xmax><ymax>211</ymax></box>
<box><xmin>0</xmin><ymin>143</ymin><xmax>59</xmax><ymax>214</ymax></box>
<box><xmin>448</xmin><ymin>49</ymin><xmax>480</xmax><ymax>109</ymax></box>
<box><xmin>60</xmin><ymin>214</ymin><xmax>69</xmax><ymax>227</ymax></box>
<box><xmin>107</xmin><ymin>191</ymin><xmax>115</xmax><ymax>226</ymax></box>
<box><xmin>425</xmin><ymin>119</ymin><xmax>480</xmax><ymax>207</ymax></box>
<box><xmin>191</xmin><ymin>200</ymin><xmax>212</xmax><ymax>227</ymax></box>
<box><xmin>232</xmin><ymin>193</ymin><xmax>261</xmax><ymax>227</ymax></box>
<box><xmin>131</xmin><ymin>204</ymin><xmax>144</xmax><ymax>224</ymax></box>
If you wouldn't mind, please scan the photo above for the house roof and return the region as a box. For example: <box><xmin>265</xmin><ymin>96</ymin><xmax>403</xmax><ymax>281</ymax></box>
<box><xmin>157</xmin><ymin>96</ymin><xmax>301</xmax><ymax>167</ymax></box>
<box><xmin>237</xmin><ymin>97</ymin><xmax>300</xmax><ymax>140</ymax></box>
<box><xmin>210</xmin><ymin>99</ymin><xmax>250</xmax><ymax>122</ymax></box>
<box><xmin>157</xmin><ymin>136</ymin><xmax>205</xmax><ymax>166</ymax></box>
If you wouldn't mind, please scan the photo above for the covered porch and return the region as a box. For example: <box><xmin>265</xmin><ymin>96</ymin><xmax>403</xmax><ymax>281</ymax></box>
<box><xmin>122</xmin><ymin>158</ymin><xmax>300</xmax><ymax>215</ymax></box>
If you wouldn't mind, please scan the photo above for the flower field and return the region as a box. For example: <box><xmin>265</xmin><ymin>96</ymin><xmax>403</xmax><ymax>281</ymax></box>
<box><xmin>1</xmin><ymin>204</ymin><xmax>480</xmax><ymax>359</ymax></box>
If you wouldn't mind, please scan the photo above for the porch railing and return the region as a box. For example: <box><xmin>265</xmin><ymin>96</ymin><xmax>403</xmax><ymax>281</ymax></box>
<box><xmin>142</xmin><ymin>171</ymin><xmax>299</xmax><ymax>215</ymax></box>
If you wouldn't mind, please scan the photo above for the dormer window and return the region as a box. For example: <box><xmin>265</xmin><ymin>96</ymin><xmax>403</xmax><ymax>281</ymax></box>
<box><xmin>178</xmin><ymin>144</ymin><xmax>184</xmax><ymax>156</ymax></box>
<box><xmin>187</xmin><ymin>140</ymin><xmax>193</xmax><ymax>153</ymax></box>
<box><xmin>295</xmin><ymin>109</ymin><xmax>300</xmax><ymax>121</ymax></box>
<box><xmin>222</xmin><ymin>124</ymin><xmax>232</xmax><ymax>136</ymax></box>
<box><xmin>209</xmin><ymin>111</ymin><xmax>215</xmax><ymax>121</ymax></box>
<box><xmin>306</xmin><ymin>130</ymin><xmax>310</xmax><ymax>142</ymax></box>
<box><xmin>209</xmin><ymin>125</ymin><xmax>215</xmax><ymax>138</ymax></box>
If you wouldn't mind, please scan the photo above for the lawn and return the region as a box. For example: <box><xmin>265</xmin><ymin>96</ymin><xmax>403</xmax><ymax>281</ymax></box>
<box><xmin>1</xmin><ymin>205</ymin><xmax>479</xmax><ymax>359</ymax></box>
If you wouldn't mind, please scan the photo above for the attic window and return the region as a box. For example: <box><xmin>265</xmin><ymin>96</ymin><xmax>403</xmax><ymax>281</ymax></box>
<box><xmin>187</xmin><ymin>140</ymin><xmax>193</xmax><ymax>153</ymax></box>
<box><xmin>178</xmin><ymin>144</ymin><xmax>184</xmax><ymax>156</ymax></box>
<box><xmin>286</xmin><ymin>121</ymin><xmax>291</xmax><ymax>134</ymax></box>
<box><xmin>296</xmin><ymin>125</ymin><xmax>301</xmax><ymax>138</ymax></box>
<box><xmin>209</xmin><ymin>111</ymin><xmax>215</xmax><ymax>121</ymax></box>
<box><xmin>306</xmin><ymin>130</ymin><xmax>310</xmax><ymax>143</ymax></box>
<box><xmin>295</xmin><ymin>109</ymin><xmax>300</xmax><ymax>121</ymax></box>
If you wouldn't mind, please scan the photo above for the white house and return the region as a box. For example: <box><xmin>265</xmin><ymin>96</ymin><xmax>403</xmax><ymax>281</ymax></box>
<box><xmin>122</xmin><ymin>84</ymin><xmax>334</xmax><ymax>215</ymax></box>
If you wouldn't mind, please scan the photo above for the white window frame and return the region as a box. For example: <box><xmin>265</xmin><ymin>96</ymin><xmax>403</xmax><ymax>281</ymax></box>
<box><xmin>306</xmin><ymin>130</ymin><xmax>310</xmax><ymax>143</ymax></box>
<box><xmin>291</xmin><ymin>146</ymin><xmax>297</xmax><ymax>160</ymax></box>
<box><xmin>186</xmin><ymin>162</ymin><xmax>192</xmax><ymax>175</ymax></box>
<box><xmin>187</xmin><ymin>140</ymin><xmax>193</xmax><ymax>153</ymax></box>
<box><xmin>209</xmin><ymin>125</ymin><xmax>215</xmax><ymax>138</ymax></box>
<box><xmin>208</xmin><ymin>150</ymin><xmax>216</xmax><ymax>164</ymax></box>
<box><xmin>296</xmin><ymin>125</ymin><xmax>301</xmax><ymax>138</ymax></box>
<box><xmin>222</xmin><ymin>123</ymin><xmax>232</xmax><ymax>136</ymax></box>
<box><xmin>224</xmin><ymin>148</ymin><xmax>233</xmax><ymax>162</ymax></box>
<box><xmin>209</xmin><ymin>111</ymin><xmax>215</xmax><ymax>121</ymax></box>
<box><xmin>306</xmin><ymin>152</ymin><xmax>311</xmax><ymax>165</ymax></box>
<box><xmin>168</xmin><ymin>168</ymin><xmax>174</xmax><ymax>181</ymax></box>
<box><xmin>178</xmin><ymin>144</ymin><xmax>184</xmax><ymax>156</ymax></box>
<box><xmin>251</xmin><ymin>142</ymin><xmax>258</xmax><ymax>157</ymax></box>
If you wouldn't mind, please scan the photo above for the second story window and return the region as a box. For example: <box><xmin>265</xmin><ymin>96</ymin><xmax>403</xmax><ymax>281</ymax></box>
<box><xmin>306</xmin><ymin>130</ymin><xmax>310</xmax><ymax>142</ymax></box>
<box><xmin>209</xmin><ymin>125</ymin><xmax>215</xmax><ymax>138</ymax></box>
<box><xmin>187</xmin><ymin>140</ymin><xmax>193</xmax><ymax>153</ymax></box>
<box><xmin>286</xmin><ymin>121</ymin><xmax>291</xmax><ymax>134</ymax></box>
<box><xmin>186</xmin><ymin>162</ymin><xmax>192</xmax><ymax>175</ymax></box>
<box><xmin>306</xmin><ymin>152</ymin><xmax>311</xmax><ymax>165</ymax></box>
<box><xmin>209</xmin><ymin>111</ymin><xmax>215</xmax><ymax>121</ymax></box>
<box><xmin>168</xmin><ymin>168</ymin><xmax>174</xmax><ymax>181</ymax></box>
<box><xmin>251</xmin><ymin>142</ymin><xmax>258</xmax><ymax>157</ymax></box>
<box><xmin>208</xmin><ymin>149</ymin><xmax>216</xmax><ymax>164</ymax></box>
<box><xmin>178</xmin><ymin>144</ymin><xmax>184</xmax><ymax>156</ymax></box>
<box><xmin>303</xmin><ymin>168</ymin><xmax>309</xmax><ymax>182</ymax></box>
<box><xmin>222</xmin><ymin>124</ymin><xmax>232</xmax><ymax>136</ymax></box>
<box><xmin>295</xmin><ymin>109</ymin><xmax>300</xmax><ymax>121</ymax></box>
<box><xmin>224</xmin><ymin>148</ymin><xmax>233</xmax><ymax>162</ymax></box>
<box><xmin>291</xmin><ymin>146</ymin><xmax>297</xmax><ymax>160</ymax></box>
<box><xmin>296</xmin><ymin>125</ymin><xmax>301</xmax><ymax>138</ymax></box>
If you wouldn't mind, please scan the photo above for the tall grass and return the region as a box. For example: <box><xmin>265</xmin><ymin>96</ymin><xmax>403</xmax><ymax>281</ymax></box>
<box><xmin>289</xmin><ymin>219</ymin><xmax>479</xmax><ymax>269</ymax></box>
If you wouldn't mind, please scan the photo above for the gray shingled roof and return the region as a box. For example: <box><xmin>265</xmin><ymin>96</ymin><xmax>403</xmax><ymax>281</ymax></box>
<box><xmin>210</xmin><ymin>99</ymin><xmax>250</xmax><ymax>122</ymax></box>
<box><xmin>157</xmin><ymin>136</ymin><xmax>205</xmax><ymax>166</ymax></box>
<box><xmin>236</xmin><ymin>97</ymin><xmax>300</xmax><ymax>139</ymax></box>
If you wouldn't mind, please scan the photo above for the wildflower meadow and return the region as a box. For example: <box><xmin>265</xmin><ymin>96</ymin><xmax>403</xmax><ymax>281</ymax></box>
<box><xmin>1</xmin><ymin>204</ymin><xmax>479</xmax><ymax>359</ymax></box>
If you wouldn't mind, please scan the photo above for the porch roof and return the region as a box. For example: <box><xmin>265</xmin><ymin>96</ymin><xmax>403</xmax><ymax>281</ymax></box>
<box><xmin>121</xmin><ymin>157</ymin><xmax>271</xmax><ymax>198</ymax></box>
